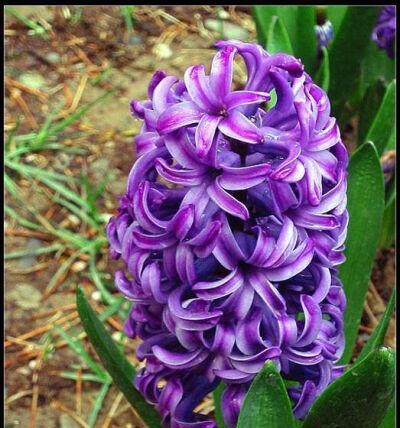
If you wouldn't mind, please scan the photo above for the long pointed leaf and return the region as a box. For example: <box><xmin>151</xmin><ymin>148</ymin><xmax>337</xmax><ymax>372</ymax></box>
<box><xmin>358</xmin><ymin>79</ymin><xmax>387</xmax><ymax>146</ymax></box>
<box><xmin>339</xmin><ymin>141</ymin><xmax>385</xmax><ymax>363</ymax></box>
<box><xmin>326</xmin><ymin>6</ymin><xmax>348</xmax><ymax>35</ymax></box>
<box><xmin>328</xmin><ymin>6</ymin><xmax>379</xmax><ymax>120</ymax></box>
<box><xmin>213</xmin><ymin>382</ymin><xmax>226</xmax><ymax>428</ymax></box>
<box><xmin>76</xmin><ymin>287</ymin><xmax>161</xmax><ymax>428</ymax></box>
<box><xmin>314</xmin><ymin>46</ymin><xmax>330</xmax><ymax>92</ymax></box>
<box><xmin>378</xmin><ymin>398</ymin><xmax>395</xmax><ymax>428</ymax></box>
<box><xmin>252</xmin><ymin>6</ymin><xmax>277</xmax><ymax>47</ymax></box>
<box><xmin>237</xmin><ymin>361</ymin><xmax>295</xmax><ymax>428</ymax></box>
<box><xmin>303</xmin><ymin>347</ymin><xmax>395</xmax><ymax>428</ymax></box>
<box><xmin>365</xmin><ymin>80</ymin><xmax>396</xmax><ymax>156</ymax></box>
<box><xmin>267</xmin><ymin>15</ymin><xmax>293</xmax><ymax>54</ymax></box>
<box><xmin>295</xmin><ymin>6</ymin><xmax>317</xmax><ymax>72</ymax></box>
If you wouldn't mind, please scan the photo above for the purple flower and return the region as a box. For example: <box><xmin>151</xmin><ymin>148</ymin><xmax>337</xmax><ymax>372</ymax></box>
<box><xmin>107</xmin><ymin>40</ymin><xmax>348</xmax><ymax>428</ymax></box>
<box><xmin>315</xmin><ymin>20</ymin><xmax>334</xmax><ymax>51</ymax></box>
<box><xmin>372</xmin><ymin>5</ymin><xmax>396</xmax><ymax>58</ymax></box>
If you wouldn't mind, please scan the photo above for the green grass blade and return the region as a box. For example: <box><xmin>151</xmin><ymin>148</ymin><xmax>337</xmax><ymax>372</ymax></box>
<box><xmin>60</xmin><ymin>371</ymin><xmax>107</xmax><ymax>383</ymax></box>
<box><xmin>5</xmin><ymin>205</ymin><xmax>45</xmax><ymax>232</ymax></box>
<box><xmin>48</xmin><ymin>90</ymin><xmax>115</xmax><ymax>137</ymax></box>
<box><xmin>89</xmin><ymin>255</ymin><xmax>116</xmax><ymax>305</ymax></box>
<box><xmin>76</xmin><ymin>287</ymin><xmax>162</xmax><ymax>428</ymax></box>
<box><xmin>54</xmin><ymin>326</ymin><xmax>110</xmax><ymax>382</ymax></box>
<box><xmin>5</xmin><ymin>243</ymin><xmax>64</xmax><ymax>260</ymax></box>
<box><xmin>87</xmin><ymin>381</ymin><xmax>111</xmax><ymax>428</ymax></box>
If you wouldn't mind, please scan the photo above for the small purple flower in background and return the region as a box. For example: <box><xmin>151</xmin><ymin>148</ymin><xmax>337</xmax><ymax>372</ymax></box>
<box><xmin>372</xmin><ymin>5</ymin><xmax>396</xmax><ymax>58</ymax></box>
<box><xmin>315</xmin><ymin>20</ymin><xmax>334</xmax><ymax>51</ymax></box>
<box><xmin>107</xmin><ymin>40</ymin><xmax>348</xmax><ymax>427</ymax></box>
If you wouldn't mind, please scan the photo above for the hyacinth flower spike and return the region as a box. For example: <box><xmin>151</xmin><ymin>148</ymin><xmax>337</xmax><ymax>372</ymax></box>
<box><xmin>107</xmin><ymin>39</ymin><xmax>348</xmax><ymax>428</ymax></box>
<box><xmin>372</xmin><ymin>5</ymin><xmax>396</xmax><ymax>58</ymax></box>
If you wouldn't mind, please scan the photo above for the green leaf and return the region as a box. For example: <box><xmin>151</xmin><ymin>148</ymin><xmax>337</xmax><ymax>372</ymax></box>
<box><xmin>253</xmin><ymin>6</ymin><xmax>316</xmax><ymax>72</ymax></box>
<box><xmin>88</xmin><ymin>382</ymin><xmax>111</xmax><ymax>428</ymax></box>
<box><xmin>365</xmin><ymin>80</ymin><xmax>396</xmax><ymax>156</ymax></box>
<box><xmin>378</xmin><ymin>398</ymin><xmax>395</xmax><ymax>428</ymax></box>
<box><xmin>295</xmin><ymin>6</ymin><xmax>317</xmax><ymax>73</ymax></box>
<box><xmin>385</xmin><ymin>126</ymin><xmax>396</xmax><ymax>151</ymax></box>
<box><xmin>252</xmin><ymin>6</ymin><xmax>277</xmax><ymax>47</ymax></box>
<box><xmin>303</xmin><ymin>347</ymin><xmax>395</xmax><ymax>428</ymax></box>
<box><xmin>360</xmin><ymin>41</ymin><xmax>395</xmax><ymax>96</ymax></box>
<box><xmin>237</xmin><ymin>361</ymin><xmax>295</xmax><ymax>428</ymax></box>
<box><xmin>326</xmin><ymin>6</ymin><xmax>348</xmax><ymax>34</ymax></box>
<box><xmin>267</xmin><ymin>15</ymin><xmax>293</xmax><ymax>55</ymax></box>
<box><xmin>358</xmin><ymin>288</ymin><xmax>396</xmax><ymax>362</ymax></box>
<box><xmin>339</xmin><ymin>142</ymin><xmax>385</xmax><ymax>363</ymax></box>
<box><xmin>76</xmin><ymin>287</ymin><xmax>161</xmax><ymax>428</ymax></box>
<box><xmin>328</xmin><ymin>6</ymin><xmax>380</xmax><ymax>120</ymax></box>
<box><xmin>54</xmin><ymin>326</ymin><xmax>109</xmax><ymax>382</ymax></box>
<box><xmin>213</xmin><ymin>382</ymin><xmax>226</xmax><ymax>428</ymax></box>
<box><xmin>358</xmin><ymin>79</ymin><xmax>387</xmax><ymax>146</ymax></box>
<box><xmin>314</xmin><ymin>47</ymin><xmax>330</xmax><ymax>92</ymax></box>
<box><xmin>379</xmin><ymin>181</ymin><xmax>396</xmax><ymax>248</ymax></box>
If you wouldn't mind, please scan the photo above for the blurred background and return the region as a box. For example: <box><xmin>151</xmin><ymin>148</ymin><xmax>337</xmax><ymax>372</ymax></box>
<box><xmin>4</xmin><ymin>5</ymin><xmax>395</xmax><ymax>428</ymax></box>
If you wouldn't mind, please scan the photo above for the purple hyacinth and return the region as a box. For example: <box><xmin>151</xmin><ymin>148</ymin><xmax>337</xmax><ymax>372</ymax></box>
<box><xmin>372</xmin><ymin>5</ymin><xmax>396</xmax><ymax>58</ymax></box>
<box><xmin>107</xmin><ymin>40</ymin><xmax>348</xmax><ymax>428</ymax></box>
<box><xmin>315</xmin><ymin>20</ymin><xmax>334</xmax><ymax>51</ymax></box>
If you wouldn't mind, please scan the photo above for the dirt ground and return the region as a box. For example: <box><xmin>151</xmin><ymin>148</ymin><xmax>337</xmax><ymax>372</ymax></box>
<box><xmin>4</xmin><ymin>6</ymin><xmax>395</xmax><ymax>428</ymax></box>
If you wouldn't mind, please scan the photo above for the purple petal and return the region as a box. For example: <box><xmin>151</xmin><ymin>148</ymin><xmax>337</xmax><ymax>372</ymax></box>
<box><xmin>193</xmin><ymin>267</ymin><xmax>244</xmax><ymax>300</ymax></box>
<box><xmin>153</xmin><ymin>346</ymin><xmax>208</xmax><ymax>369</ymax></box>
<box><xmin>219</xmin><ymin>110</ymin><xmax>264</xmax><ymax>144</ymax></box>
<box><xmin>207</xmin><ymin>177</ymin><xmax>249</xmax><ymax>220</ymax></box>
<box><xmin>265</xmin><ymin>239</ymin><xmax>314</xmax><ymax>281</ymax></box>
<box><xmin>133</xmin><ymin>181</ymin><xmax>168</xmax><ymax>233</ymax></box>
<box><xmin>296</xmin><ymin>295</ymin><xmax>323</xmax><ymax>347</ymax></box>
<box><xmin>152</xmin><ymin>75</ymin><xmax>179</xmax><ymax>114</ymax></box>
<box><xmin>126</xmin><ymin>147</ymin><xmax>168</xmax><ymax>198</ymax></box>
<box><xmin>224</xmin><ymin>90</ymin><xmax>269</xmax><ymax>111</ymax></box>
<box><xmin>175</xmin><ymin>244</ymin><xmax>197</xmax><ymax>285</ymax></box>
<box><xmin>210</xmin><ymin>45</ymin><xmax>236</xmax><ymax>100</ymax></box>
<box><xmin>230</xmin><ymin>347</ymin><xmax>281</xmax><ymax>373</ymax></box>
<box><xmin>156</xmin><ymin>158</ymin><xmax>207</xmax><ymax>186</ymax></box>
<box><xmin>248</xmin><ymin>270</ymin><xmax>286</xmax><ymax>313</ymax></box>
<box><xmin>157</xmin><ymin>101</ymin><xmax>202</xmax><ymax>134</ymax></box>
<box><xmin>212</xmin><ymin>212</ymin><xmax>245</xmax><ymax>269</ymax></box>
<box><xmin>186</xmin><ymin>220</ymin><xmax>222</xmax><ymax>258</ymax></box>
<box><xmin>167</xmin><ymin>204</ymin><xmax>195</xmax><ymax>240</ymax></box>
<box><xmin>135</xmin><ymin>132</ymin><xmax>163</xmax><ymax>157</ymax></box>
<box><xmin>184</xmin><ymin>65</ymin><xmax>221</xmax><ymax>112</ymax></box>
<box><xmin>219</xmin><ymin>163</ymin><xmax>272</xmax><ymax>190</ymax></box>
<box><xmin>195</xmin><ymin>114</ymin><xmax>222</xmax><ymax>157</ymax></box>
<box><xmin>132</xmin><ymin>228</ymin><xmax>176</xmax><ymax>250</ymax></box>
<box><xmin>292</xmin><ymin>381</ymin><xmax>317</xmax><ymax>419</ymax></box>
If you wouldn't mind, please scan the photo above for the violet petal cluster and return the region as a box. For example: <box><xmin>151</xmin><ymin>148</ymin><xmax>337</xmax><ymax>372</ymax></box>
<box><xmin>372</xmin><ymin>5</ymin><xmax>396</xmax><ymax>58</ymax></box>
<box><xmin>107</xmin><ymin>40</ymin><xmax>348</xmax><ymax>428</ymax></box>
<box><xmin>315</xmin><ymin>20</ymin><xmax>334</xmax><ymax>51</ymax></box>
